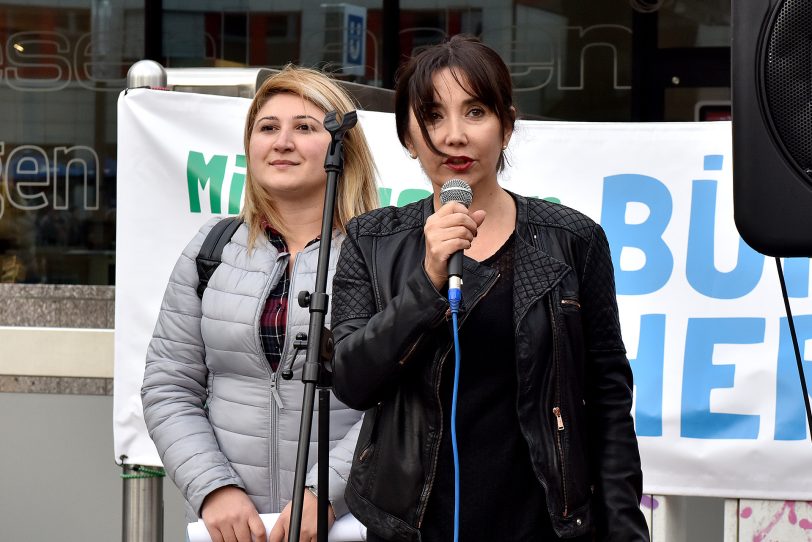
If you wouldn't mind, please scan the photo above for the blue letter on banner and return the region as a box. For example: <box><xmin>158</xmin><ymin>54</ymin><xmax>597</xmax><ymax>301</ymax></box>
<box><xmin>681</xmin><ymin>318</ymin><xmax>763</xmax><ymax>439</ymax></box>
<box><xmin>602</xmin><ymin>174</ymin><xmax>673</xmax><ymax>295</ymax></box>
<box><xmin>775</xmin><ymin>315</ymin><xmax>812</xmax><ymax>440</ymax></box>
<box><xmin>686</xmin><ymin>179</ymin><xmax>764</xmax><ymax>299</ymax></box>
<box><xmin>628</xmin><ymin>314</ymin><xmax>666</xmax><ymax>437</ymax></box>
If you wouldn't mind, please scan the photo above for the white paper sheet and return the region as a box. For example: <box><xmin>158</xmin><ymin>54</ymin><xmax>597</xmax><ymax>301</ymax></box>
<box><xmin>186</xmin><ymin>513</ymin><xmax>366</xmax><ymax>542</ymax></box>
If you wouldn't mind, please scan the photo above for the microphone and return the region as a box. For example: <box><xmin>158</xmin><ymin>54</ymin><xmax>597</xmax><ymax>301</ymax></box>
<box><xmin>439</xmin><ymin>179</ymin><xmax>473</xmax><ymax>310</ymax></box>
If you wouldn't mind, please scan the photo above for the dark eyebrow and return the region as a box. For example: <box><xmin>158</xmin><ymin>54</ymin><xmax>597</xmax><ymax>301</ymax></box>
<box><xmin>257</xmin><ymin>115</ymin><xmax>322</xmax><ymax>123</ymax></box>
<box><xmin>462</xmin><ymin>97</ymin><xmax>485</xmax><ymax>107</ymax></box>
<box><xmin>423</xmin><ymin>97</ymin><xmax>483</xmax><ymax>110</ymax></box>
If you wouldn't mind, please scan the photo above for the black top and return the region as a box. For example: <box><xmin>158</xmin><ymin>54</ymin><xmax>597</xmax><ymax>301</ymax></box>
<box><xmin>419</xmin><ymin>234</ymin><xmax>554</xmax><ymax>542</ymax></box>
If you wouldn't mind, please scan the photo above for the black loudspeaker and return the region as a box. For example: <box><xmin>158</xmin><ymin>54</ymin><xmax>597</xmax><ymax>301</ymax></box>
<box><xmin>732</xmin><ymin>0</ymin><xmax>812</xmax><ymax>257</ymax></box>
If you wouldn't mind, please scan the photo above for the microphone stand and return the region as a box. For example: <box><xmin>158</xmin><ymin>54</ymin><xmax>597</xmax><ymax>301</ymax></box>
<box><xmin>285</xmin><ymin>110</ymin><xmax>357</xmax><ymax>542</ymax></box>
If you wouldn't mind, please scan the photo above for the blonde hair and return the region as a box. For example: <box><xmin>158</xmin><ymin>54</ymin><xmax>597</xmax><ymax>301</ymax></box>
<box><xmin>241</xmin><ymin>65</ymin><xmax>379</xmax><ymax>247</ymax></box>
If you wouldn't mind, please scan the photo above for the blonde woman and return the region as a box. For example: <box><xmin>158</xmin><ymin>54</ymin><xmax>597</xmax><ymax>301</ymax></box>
<box><xmin>142</xmin><ymin>66</ymin><xmax>378</xmax><ymax>542</ymax></box>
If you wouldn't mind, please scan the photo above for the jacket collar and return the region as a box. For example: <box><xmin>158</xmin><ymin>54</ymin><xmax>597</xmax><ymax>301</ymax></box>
<box><xmin>420</xmin><ymin>193</ymin><xmax>570</xmax><ymax>325</ymax></box>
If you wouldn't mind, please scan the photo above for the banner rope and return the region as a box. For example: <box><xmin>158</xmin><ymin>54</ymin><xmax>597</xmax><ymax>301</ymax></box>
<box><xmin>121</xmin><ymin>466</ymin><xmax>166</xmax><ymax>479</ymax></box>
<box><xmin>118</xmin><ymin>455</ymin><xmax>166</xmax><ymax>479</ymax></box>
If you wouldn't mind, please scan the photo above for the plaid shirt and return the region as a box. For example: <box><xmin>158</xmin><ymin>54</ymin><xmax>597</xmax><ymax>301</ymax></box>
<box><xmin>259</xmin><ymin>228</ymin><xmax>319</xmax><ymax>371</ymax></box>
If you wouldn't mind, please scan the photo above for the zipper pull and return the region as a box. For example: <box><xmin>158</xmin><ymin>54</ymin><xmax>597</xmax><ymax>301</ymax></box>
<box><xmin>270</xmin><ymin>380</ymin><xmax>284</xmax><ymax>409</ymax></box>
<box><xmin>553</xmin><ymin>406</ymin><xmax>565</xmax><ymax>431</ymax></box>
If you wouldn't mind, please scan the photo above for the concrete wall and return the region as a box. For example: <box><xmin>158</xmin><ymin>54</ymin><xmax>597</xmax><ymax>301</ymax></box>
<box><xmin>0</xmin><ymin>284</ymin><xmax>187</xmax><ymax>541</ymax></box>
<box><xmin>0</xmin><ymin>392</ymin><xmax>187</xmax><ymax>541</ymax></box>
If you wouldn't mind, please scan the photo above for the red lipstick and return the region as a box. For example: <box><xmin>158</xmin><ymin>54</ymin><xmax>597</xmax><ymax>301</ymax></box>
<box><xmin>443</xmin><ymin>155</ymin><xmax>474</xmax><ymax>172</ymax></box>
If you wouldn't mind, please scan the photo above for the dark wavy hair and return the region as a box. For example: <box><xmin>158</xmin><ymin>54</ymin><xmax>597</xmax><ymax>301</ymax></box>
<box><xmin>394</xmin><ymin>35</ymin><xmax>516</xmax><ymax>172</ymax></box>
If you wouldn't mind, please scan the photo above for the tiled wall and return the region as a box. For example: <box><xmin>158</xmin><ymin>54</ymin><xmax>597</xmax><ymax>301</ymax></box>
<box><xmin>0</xmin><ymin>284</ymin><xmax>114</xmax><ymax>328</ymax></box>
<box><xmin>0</xmin><ymin>283</ymin><xmax>114</xmax><ymax>394</ymax></box>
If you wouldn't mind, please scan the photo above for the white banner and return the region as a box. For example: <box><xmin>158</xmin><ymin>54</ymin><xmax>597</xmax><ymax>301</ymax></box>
<box><xmin>115</xmin><ymin>88</ymin><xmax>812</xmax><ymax>499</ymax></box>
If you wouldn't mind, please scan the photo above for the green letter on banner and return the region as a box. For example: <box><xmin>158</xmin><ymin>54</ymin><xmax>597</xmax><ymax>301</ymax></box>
<box><xmin>228</xmin><ymin>155</ymin><xmax>246</xmax><ymax>214</ymax></box>
<box><xmin>187</xmin><ymin>151</ymin><xmax>226</xmax><ymax>213</ymax></box>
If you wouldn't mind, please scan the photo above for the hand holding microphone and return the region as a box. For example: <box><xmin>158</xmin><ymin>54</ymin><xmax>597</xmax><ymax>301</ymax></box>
<box><xmin>423</xmin><ymin>179</ymin><xmax>485</xmax><ymax>294</ymax></box>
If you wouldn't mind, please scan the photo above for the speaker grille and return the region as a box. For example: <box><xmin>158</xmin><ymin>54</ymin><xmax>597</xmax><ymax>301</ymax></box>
<box><xmin>765</xmin><ymin>0</ymin><xmax>812</xmax><ymax>175</ymax></box>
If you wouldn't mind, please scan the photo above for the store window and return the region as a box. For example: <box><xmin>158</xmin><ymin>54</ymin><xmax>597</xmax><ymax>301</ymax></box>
<box><xmin>650</xmin><ymin>0</ymin><xmax>731</xmax><ymax>121</ymax></box>
<box><xmin>0</xmin><ymin>0</ymin><xmax>731</xmax><ymax>285</ymax></box>
<box><xmin>157</xmin><ymin>1</ymin><xmax>637</xmax><ymax>121</ymax></box>
<box><xmin>0</xmin><ymin>2</ymin><xmax>142</xmax><ymax>284</ymax></box>
<box><xmin>657</xmin><ymin>0</ymin><xmax>730</xmax><ymax>48</ymax></box>
<box><xmin>369</xmin><ymin>2</ymin><xmax>635</xmax><ymax>121</ymax></box>
<box><xmin>163</xmin><ymin>9</ymin><xmax>301</xmax><ymax>68</ymax></box>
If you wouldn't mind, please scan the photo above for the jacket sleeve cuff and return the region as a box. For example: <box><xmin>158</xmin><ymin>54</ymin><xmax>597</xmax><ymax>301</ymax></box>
<box><xmin>187</xmin><ymin>468</ymin><xmax>245</xmax><ymax>518</ymax></box>
<box><xmin>304</xmin><ymin>468</ymin><xmax>351</xmax><ymax>518</ymax></box>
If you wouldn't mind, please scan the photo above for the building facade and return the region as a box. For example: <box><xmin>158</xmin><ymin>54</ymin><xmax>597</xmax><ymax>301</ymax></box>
<box><xmin>0</xmin><ymin>0</ymin><xmax>730</xmax><ymax>286</ymax></box>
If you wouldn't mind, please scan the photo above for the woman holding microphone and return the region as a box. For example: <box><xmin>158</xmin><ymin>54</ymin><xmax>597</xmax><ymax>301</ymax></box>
<box><xmin>331</xmin><ymin>36</ymin><xmax>649</xmax><ymax>541</ymax></box>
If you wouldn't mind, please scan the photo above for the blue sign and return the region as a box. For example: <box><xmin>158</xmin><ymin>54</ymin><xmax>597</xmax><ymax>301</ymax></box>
<box><xmin>346</xmin><ymin>13</ymin><xmax>364</xmax><ymax>66</ymax></box>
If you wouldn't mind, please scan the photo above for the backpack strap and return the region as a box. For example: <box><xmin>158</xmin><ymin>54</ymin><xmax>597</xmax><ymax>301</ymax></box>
<box><xmin>196</xmin><ymin>217</ymin><xmax>243</xmax><ymax>299</ymax></box>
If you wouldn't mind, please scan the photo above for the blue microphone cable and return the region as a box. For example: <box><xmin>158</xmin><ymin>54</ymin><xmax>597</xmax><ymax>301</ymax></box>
<box><xmin>439</xmin><ymin>178</ymin><xmax>471</xmax><ymax>542</ymax></box>
<box><xmin>448</xmin><ymin>280</ymin><xmax>462</xmax><ymax>542</ymax></box>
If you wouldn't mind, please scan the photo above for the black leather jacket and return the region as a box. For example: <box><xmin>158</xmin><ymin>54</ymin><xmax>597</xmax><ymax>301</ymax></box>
<box><xmin>331</xmin><ymin>193</ymin><xmax>649</xmax><ymax>542</ymax></box>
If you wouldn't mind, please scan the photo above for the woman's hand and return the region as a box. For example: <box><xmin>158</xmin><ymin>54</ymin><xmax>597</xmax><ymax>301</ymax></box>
<box><xmin>201</xmin><ymin>486</ymin><xmax>267</xmax><ymax>542</ymax></box>
<box><xmin>269</xmin><ymin>490</ymin><xmax>335</xmax><ymax>542</ymax></box>
<box><xmin>423</xmin><ymin>202</ymin><xmax>487</xmax><ymax>289</ymax></box>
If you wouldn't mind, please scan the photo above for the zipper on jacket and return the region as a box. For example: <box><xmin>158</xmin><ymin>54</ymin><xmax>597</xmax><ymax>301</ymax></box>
<box><xmin>357</xmin><ymin>402</ymin><xmax>383</xmax><ymax>463</ymax></box>
<box><xmin>416</xmin><ymin>344</ymin><xmax>453</xmax><ymax>529</ymax></box>
<box><xmin>358</xmin><ymin>445</ymin><xmax>373</xmax><ymax>463</ymax></box>
<box><xmin>398</xmin><ymin>337</ymin><xmax>424</xmax><ymax>366</ymax></box>
<box><xmin>548</xmin><ymin>296</ymin><xmax>569</xmax><ymax>517</ymax></box>
<box><xmin>270</xmin><ymin>373</ymin><xmax>284</xmax><ymax>409</ymax></box>
<box><xmin>275</xmin><ymin>253</ymin><xmax>296</xmax><ymax>382</ymax></box>
<box><xmin>561</xmin><ymin>298</ymin><xmax>580</xmax><ymax>310</ymax></box>
<box><xmin>552</xmin><ymin>406</ymin><xmax>565</xmax><ymax>431</ymax></box>
<box><xmin>270</xmin><ymin>237</ymin><xmax>334</xmax><ymax>507</ymax></box>
<box><xmin>416</xmin><ymin>272</ymin><xmax>500</xmax><ymax>528</ymax></box>
<box><xmin>398</xmin><ymin>300</ymin><xmax>448</xmax><ymax>367</ymax></box>
<box><xmin>257</xmin><ymin>253</ymin><xmax>285</xmax><ymax>510</ymax></box>
<box><xmin>271</xmin><ymin>245</ymin><xmax>312</xmax><ymax>409</ymax></box>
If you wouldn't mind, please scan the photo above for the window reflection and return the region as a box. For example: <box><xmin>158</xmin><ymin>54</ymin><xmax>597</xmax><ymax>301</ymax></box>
<box><xmin>0</xmin><ymin>3</ymin><xmax>130</xmax><ymax>284</ymax></box>
<box><xmin>657</xmin><ymin>0</ymin><xmax>730</xmax><ymax>48</ymax></box>
<box><xmin>0</xmin><ymin>0</ymin><xmax>731</xmax><ymax>285</ymax></box>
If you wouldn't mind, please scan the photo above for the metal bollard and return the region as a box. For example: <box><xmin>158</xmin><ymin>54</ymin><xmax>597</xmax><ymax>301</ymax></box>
<box><xmin>126</xmin><ymin>59</ymin><xmax>167</xmax><ymax>89</ymax></box>
<box><xmin>121</xmin><ymin>59</ymin><xmax>168</xmax><ymax>542</ymax></box>
<box><xmin>122</xmin><ymin>464</ymin><xmax>164</xmax><ymax>542</ymax></box>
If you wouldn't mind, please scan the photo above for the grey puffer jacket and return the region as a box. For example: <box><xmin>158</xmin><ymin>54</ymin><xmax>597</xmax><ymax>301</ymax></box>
<box><xmin>142</xmin><ymin>218</ymin><xmax>362</xmax><ymax>522</ymax></box>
